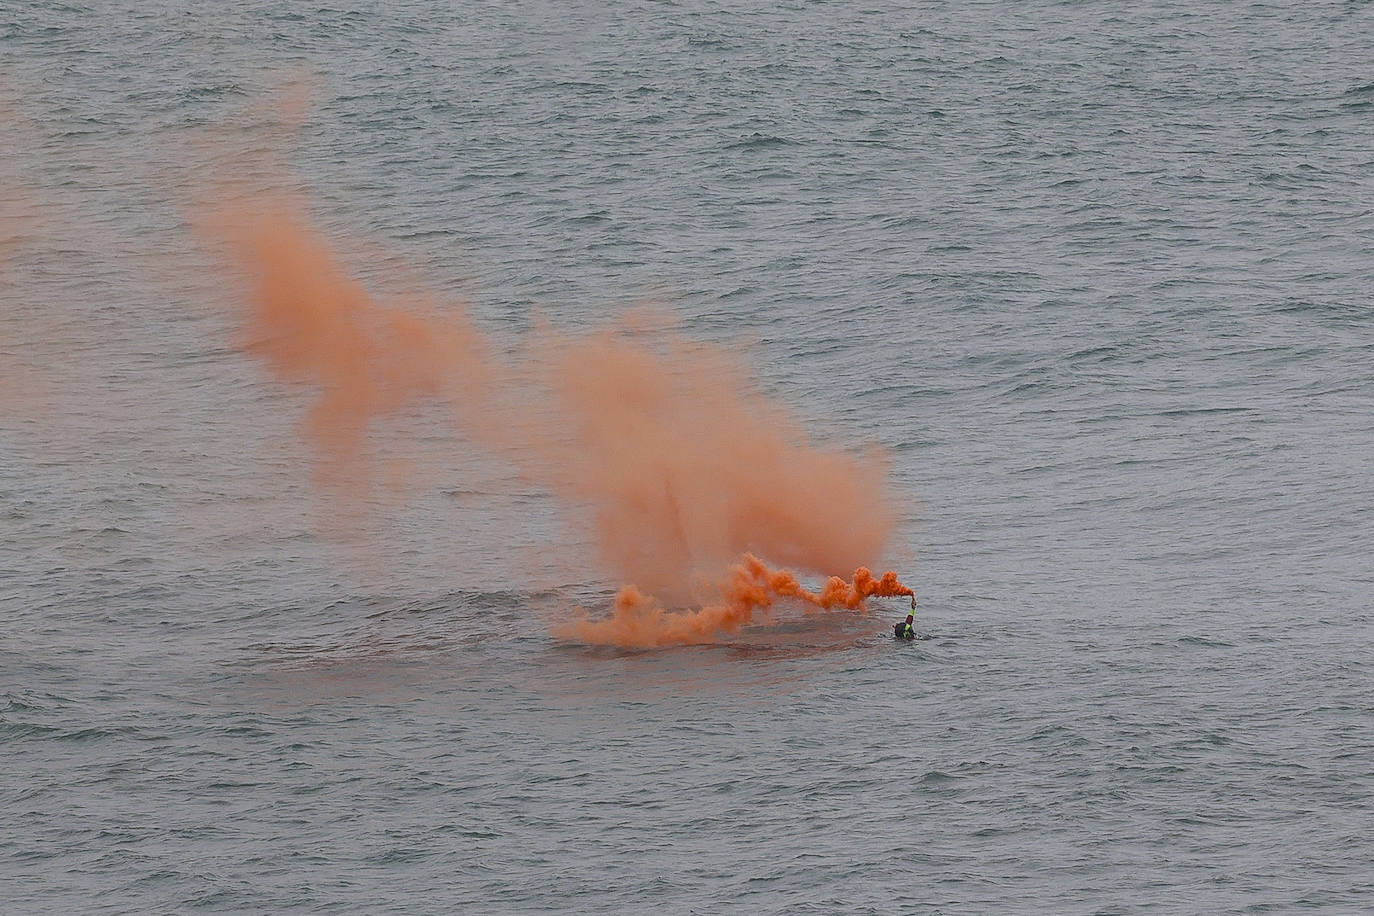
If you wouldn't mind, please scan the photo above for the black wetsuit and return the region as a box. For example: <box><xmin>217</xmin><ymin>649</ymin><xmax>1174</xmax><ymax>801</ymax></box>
<box><xmin>894</xmin><ymin>620</ymin><xmax>915</xmax><ymax>640</ymax></box>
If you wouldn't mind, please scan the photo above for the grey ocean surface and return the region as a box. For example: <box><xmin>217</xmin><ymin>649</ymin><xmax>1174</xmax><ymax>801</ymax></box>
<box><xmin>3</xmin><ymin>1</ymin><xmax>1373</xmax><ymax>913</ymax></box>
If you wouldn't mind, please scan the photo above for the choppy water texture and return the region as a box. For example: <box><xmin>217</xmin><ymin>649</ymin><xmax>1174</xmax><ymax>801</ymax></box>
<box><xmin>3</xmin><ymin>1</ymin><xmax>1374</xmax><ymax>912</ymax></box>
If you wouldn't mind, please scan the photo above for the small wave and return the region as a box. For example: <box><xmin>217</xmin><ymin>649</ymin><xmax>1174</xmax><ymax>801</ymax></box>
<box><xmin>1065</xmin><ymin>343</ymin><xmax>1122</xmax><ymax>364</ymax></box>
<box><xmin>1176</xmin><ymin>634</ymin><xmax>1235</xmax><ymax>648</ymax></box>
<box><xmin>1156</xmin><ymin>406</ymin><xmax>1258</xmax><ymax>419</ymax></box>
<box><xmin>685</xmin><ymin>35</ymin><xmax>732</xmax><ymax>50</ymax></box>
<box><xmin>723</xmin><ymin>133</ymin><xmax>799</xmax><ymax>151</ymax></box>
<box><xmin>919</xmin><ymin>770</ymin><xmax>962</xmax><ymax>784</ymax></box>
<box><xmin>182</xmin><ymin>84</ymin><xmax>248</xmax><ymax>101</ymax></box>
<box><xmin>564</xmin><ymin>210</ymin><xmax>612</xmax><ymax>226</ymax></box>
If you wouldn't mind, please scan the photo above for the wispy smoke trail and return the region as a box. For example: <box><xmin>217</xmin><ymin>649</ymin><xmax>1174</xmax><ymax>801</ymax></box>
<box><xmin>203</xmin><ymin>194</ymin><xmax>493</xmax><ymax>487</ymax></box>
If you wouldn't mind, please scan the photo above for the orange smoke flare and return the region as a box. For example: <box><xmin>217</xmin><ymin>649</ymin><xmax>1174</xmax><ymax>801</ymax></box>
<box><xmin>806</xmin><ymin>565</ymin><xmax>915</xmax><ymax>610</ymax></box>
<box><xmin>555</xmin><ymin>553</ymin><xmax>914</xmax><ymax>648</ymax></box>
<box><xmin>200</xmin><ymin>168</ymin><xmax>912</xmax><ymax>647</ymax></box>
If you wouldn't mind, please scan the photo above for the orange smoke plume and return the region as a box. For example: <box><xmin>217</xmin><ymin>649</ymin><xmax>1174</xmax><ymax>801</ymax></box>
<box><xmin>201</xmin><ymin>176</ymin><xmax>911</xmax><ymax>646</ymax></box>
<box><xmin>807</xmin><ymin>565</ymin><xmax>915</xmax><ymax>610</ymax></box>
<box><xmin>556</xmin><ymin>553</ymin><xmax>914</xmax><ymax>648</ymax></box>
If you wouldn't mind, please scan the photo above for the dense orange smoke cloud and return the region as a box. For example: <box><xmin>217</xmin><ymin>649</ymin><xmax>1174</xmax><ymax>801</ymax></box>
<box><xmin>202</xmin><ymin>183</ymin><xmax>911</xmax><ymax>647</ymax></box>
<box><xmin>529</xmin><ymin>325</ymin><xmax>895</xmax><ymax>599</ymax></box>
<box><xmin>556</xmin><ymin>553</ymin><xmax>915</xmax><ymax>648</ymax></box>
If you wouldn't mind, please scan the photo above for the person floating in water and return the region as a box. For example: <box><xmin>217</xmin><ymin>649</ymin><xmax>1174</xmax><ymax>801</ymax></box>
<box><xmin>894</xmin><ymin>614</ymin><xmax>915</xmax><ymax>640</ymax></box>
<box><xmin>894</xmin><ymin>597</ymin><xmax>916</xmax><ymax>640</ymax></box>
